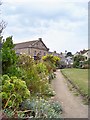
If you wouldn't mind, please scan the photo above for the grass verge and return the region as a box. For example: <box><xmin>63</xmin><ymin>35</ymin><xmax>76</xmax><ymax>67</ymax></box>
<box><xmin>61</xmin><ymin>68</ymin><xmax>89</xmax><ymax>104</ymax></box>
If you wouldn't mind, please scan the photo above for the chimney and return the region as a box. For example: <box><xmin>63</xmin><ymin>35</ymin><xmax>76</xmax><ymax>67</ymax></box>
<box><xmin>38</xmin><ymin>38</ymin><xmax>42</xmax><ymax>41</ymax></box>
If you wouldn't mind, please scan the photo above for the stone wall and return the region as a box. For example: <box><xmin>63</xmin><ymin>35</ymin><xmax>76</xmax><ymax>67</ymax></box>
<box><xmin>15</xmin><ymin>48</ymin><xmax>29</xmax><ymax>55</ymax></box>
<box><xmin>29</xmin><ymin>48</ymin><xmax>48</xmax><ymax>58</ymax></box>
<box><xmin>15</xmin><ymin>47</ymin><xmax>48</xmax><ymax>58</ymax></box>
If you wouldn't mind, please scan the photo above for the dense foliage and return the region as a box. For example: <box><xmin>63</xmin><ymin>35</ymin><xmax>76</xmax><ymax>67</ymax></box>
<box><xmin>73</xmin><ymin>55</ymin><xmax>85</xmax><ymax>68</ymax></box>
<box><xmin>42</xmin><ymin>55</ymin><xmax>60</xmax><ymax>72</ymax></box>
<box><xmin>0</xmin><ymin>75</ymin><xmax>30</xmax><ymax>110</ymax></box>
<box><xmin>2</xmin><ymin>98</ymin><xmax>62</xmax><ymax>118</ymax></box>
<box><xmin>17</xmin><ymin>54</ymin><xmax>55</xmax><ymax>97</ymax></box>
<box><xmin>1</xmin><ymin>36</ymin><xmax>18</xmax><ymax>74</ymax></box>
<box><xmin>1</xmin><ymin>36</ymin><xmax>62</xmax><ymax>118</ymax></box>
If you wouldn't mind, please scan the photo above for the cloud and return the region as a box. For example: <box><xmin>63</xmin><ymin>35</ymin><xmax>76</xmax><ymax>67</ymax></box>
<box><xmin>3</xmin><ymin>0</ymin><xmax>89</xmax><ymax>3</ymax></box>
<box><xmin>1</xmin><ymin>0</ymin><xmax>88</xmax><ymax>54</ymax></box>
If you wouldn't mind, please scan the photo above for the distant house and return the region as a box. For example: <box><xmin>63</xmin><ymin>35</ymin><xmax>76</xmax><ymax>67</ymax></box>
<box><xmin>74</xmin><ymin>49</ymin><xmax>87</xmax><ymax>57</ymax></box>
<box><xmin>59</xmin><ymin>52</ymin><xmax>73</xmax><ymax>67</ymax></box>
<box><xmin>59</xmin><ymin>52</ymin><xmax>66</xmax><ymax>62</ymax></box>
<box><xmin>74</xmin><ymin>49</ymin><xmax>90</xmax><ymax>61</ymax></box>
<box><xmin>74</xmin><ymin>52</ymin><xmax>80</xmax><ymax>57</ymax></box>
<box><xmin>14</xmin><ymin>38</ymin><xmax>49</xmax><ymax>59</ymax></box>
<box><xmin>48</xmin><ymin>51</ymin><xmax>60</xmax><ymax>57</ymax></box>
<box><xmin>82</xmin><ymin>49</ymin><xmax>90</xmax><ymax>61</ymax></box>
<box><xmin>65</xmin><ymin>56</ymin><xmax>73</xmax><ymax>67</ymax></box>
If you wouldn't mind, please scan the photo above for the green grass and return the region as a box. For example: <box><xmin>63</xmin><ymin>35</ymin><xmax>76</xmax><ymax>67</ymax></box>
<box><xmin>61</xmin><ymin>68</ymin><xmax>88</xmax><ymax>97</ymax></box>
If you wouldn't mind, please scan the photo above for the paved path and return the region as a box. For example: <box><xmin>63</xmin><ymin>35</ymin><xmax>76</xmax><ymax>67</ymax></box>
<box><xmin>51</xmin><ymin>69</ymin><xmax>88</xmax><ymax>118</ymax></box>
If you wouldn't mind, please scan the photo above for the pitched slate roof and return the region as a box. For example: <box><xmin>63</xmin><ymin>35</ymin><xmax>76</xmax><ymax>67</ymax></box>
<box><xmin>14</xmin><ymin>38</ymin><xmax>49</xmax><ymax>51</ymax></box>
<box><xmin>14</xmin><ymin>40</ymin><xmax>37</xmax><ymax>49</ymax></box>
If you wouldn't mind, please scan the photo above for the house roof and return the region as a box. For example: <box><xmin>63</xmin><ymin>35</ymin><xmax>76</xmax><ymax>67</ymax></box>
<box><xmin>14</xmin><ymin>40</ymin><xmax>37</xmax><ymax>49</ymax></box>
<box><xmin>74</xmin><ymin>49</ymin><xmax>88</xmax><ymax>56</ymax></box>
<box><xmin>14</xmin><ymin>38</ymin><xmax>49</xmax><ymax>51</ymax></box>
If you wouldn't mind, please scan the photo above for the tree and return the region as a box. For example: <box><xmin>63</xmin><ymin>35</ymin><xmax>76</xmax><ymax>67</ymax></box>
<box><xmin>2</xmin><ymin>36</ymin><xmax>18</xmax><ymax>74</ymax></box>
<box><xmin>73</xmin><ymin>55</ymin><xmax>85</xmax><ymax>68</ymax></box>
<box><xmin>66</xmin><ymin>52</ymin><xmax>73</xmax><ymax>57</ymax></box>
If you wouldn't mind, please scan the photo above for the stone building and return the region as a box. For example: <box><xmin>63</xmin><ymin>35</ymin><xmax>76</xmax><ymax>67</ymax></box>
<box><xmin>14</xmin><ymin>38</ymin><xmax>49</xmax><ymax>59</ymax></box>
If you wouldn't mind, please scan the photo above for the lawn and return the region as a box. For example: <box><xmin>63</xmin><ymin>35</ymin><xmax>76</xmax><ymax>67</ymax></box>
<box><xmin>61</xmin><ymin>68</ymin><xmax>88</xmax><ymax>97</ymax></box>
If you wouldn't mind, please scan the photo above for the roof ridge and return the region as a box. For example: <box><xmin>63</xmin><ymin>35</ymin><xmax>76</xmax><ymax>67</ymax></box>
<box><xmin>15</xmin><ymin>40</ymin><xmax>39</xmax><ymax>44</ymax></box>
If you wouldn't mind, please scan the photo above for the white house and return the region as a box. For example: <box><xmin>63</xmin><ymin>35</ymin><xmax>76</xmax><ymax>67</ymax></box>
<box><xmin>82</xmin><ymin>49</ymin><xmax>90</xmax><ymax>61</ymax></box>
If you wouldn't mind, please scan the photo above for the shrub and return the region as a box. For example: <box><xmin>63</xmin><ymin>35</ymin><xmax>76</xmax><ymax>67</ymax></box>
<box><xmin>1</xmin><ymin>75</ymin><xmax>30</xmax><ymax>109</ymax></box>
<box><xmin>42</xmin><ymin>55</ymin><xmax>60</xmax><ymax>71</ymax></box>
<box><xmin>45</xmin><ymin>88</ymin><xmax>56</xmax><ymax>97</ymax></box>
<box><xmin>17</xmin><ymin>54</ymin><xmax>54</xmax><ymax>98</ymax></box>
<box><xmin>7</xmin><ymin>65</ymin><xmax>27</xmax><ymax>79</ymax></box>
<box><xmin>19</xmin><ymin>98</ymin><xmax>61</xmax><ymax>118</ymax></box>
<box><xmin>36</xmin><ymin>62</ymin><xmax>48</xmax><ymax>74</ymax></box>
<box><xmin>50</xmin><ymin>101</ymin><xmax>62</xmax><ymax>113</ymax></box>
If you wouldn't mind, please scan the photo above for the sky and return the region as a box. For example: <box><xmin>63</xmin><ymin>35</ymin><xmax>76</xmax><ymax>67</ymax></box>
<box><xmin>0</xmin><ymin>0</ymin><xmax>88</xmax><ymax>54</ymax></box>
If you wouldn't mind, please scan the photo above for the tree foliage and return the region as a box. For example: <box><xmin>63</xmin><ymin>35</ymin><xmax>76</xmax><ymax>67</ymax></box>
<box><xmin>66</xmin><ymin>52</ymin><xmax>73</xmax><ymax>57</ymax></box>
<box><xmin>73</xmin><ymin>55</ymin><xmax>85</xmax><ymax>68</ymax></box>
<box><xmin>2</xmin><ymin>36</ymin><xmax>18</xmax><ymax>74</ymax></box>
<box><xmin>42</xmin><ymin>55</ymin><xmax>60</xmax><ymax>71</ymax></box>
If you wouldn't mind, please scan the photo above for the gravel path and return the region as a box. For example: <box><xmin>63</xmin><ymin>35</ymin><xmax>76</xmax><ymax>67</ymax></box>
<box><xmin>51</xmin><ymin>69</ymin><xmax>88</xmax><ymax>118</ymax></box>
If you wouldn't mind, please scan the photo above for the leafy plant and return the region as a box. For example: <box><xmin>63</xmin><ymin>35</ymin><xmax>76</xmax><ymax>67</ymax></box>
<box><xmin>19</xmin><ymin>98</ymin><xmax>61</xmax><ymax>118</ymax></box>
<box><xmin>36</xmin><ymin>62</ymin><xmax>48</xmax><ymax>75</ymax></box>
<box><xmin>1</xmin><ymin>75</ymin><xmax>30</xmax><ymax>109</ymax></box>
<box><xmin>50</xmin><ymin>101</ymin><xmax>62</xmax><ymax>113</ymax></box>
<box><xmin>42</xmin><ymin>55</ymin><xmax>60</xmax><ymax>67</ymax></box>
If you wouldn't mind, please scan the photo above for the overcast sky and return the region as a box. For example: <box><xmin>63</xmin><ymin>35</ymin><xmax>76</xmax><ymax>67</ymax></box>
<box><xmin>1</xmin><ymin>0</ymin><xmax>88</xmax><ymax>54</ymax></box>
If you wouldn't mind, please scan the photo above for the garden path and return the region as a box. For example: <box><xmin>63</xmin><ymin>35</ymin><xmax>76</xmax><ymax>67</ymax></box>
<box><xmin>51</xmin><ymin>69</ymin><xmax>88</xmax><ymax>118</ymax></box>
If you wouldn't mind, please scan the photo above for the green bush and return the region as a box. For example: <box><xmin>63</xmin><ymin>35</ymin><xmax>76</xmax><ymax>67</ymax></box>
<box><xmin>17</xmin><ymin>54</ymin><xmax>54</xmax><ymax>98</ymax></box>
<box><xmin>36</xmin><ymin>62</ymin><xmax>48</xmax><ymax>75</ymax></box>
<box><xmin>19</xmin><ymin>98</ymin><xmax>61</xmax><ymax>118</ymax></box>
<box><xmin>44</xmin><ymin>86</ymin><xmax>56</xmax><ymax>96</ymax></box>
<box><xmin>1</xmin><ymin>75</ymin><xmax>30</xmax><ymax>109</ymax></box>
<box><xmin>2</xmin><ymin>109</ymin><xmax>25</xmax><ymax>118</ymax></box>
<box><xmin>7</xmin><ymin>65</ymin><xmax>27</xmax><ymax>79</ymax></box>
<box><xmin>50</xmin><ymin>101</ymin><xmax>62</xmax><ymax>113</ymax></box>
<box><xmin>42</xmin><ymin>55</ymin><xmax>60</xmax><ymax>72</ymax></box>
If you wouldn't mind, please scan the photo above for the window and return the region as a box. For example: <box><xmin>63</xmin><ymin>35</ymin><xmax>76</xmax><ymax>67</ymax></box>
<box><xmin>44</xmin><ymin>52</ymin><xmax>46</xmax><ymax>56</ymax></box>
<box><xmin>39</xmin><ymin>51</ymin><xmax>42</xmax><ymax>55</ymax></box>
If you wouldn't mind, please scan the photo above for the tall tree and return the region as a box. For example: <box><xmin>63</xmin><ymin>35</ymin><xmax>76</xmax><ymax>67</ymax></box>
<box><xmin>2</xmin><ymin>36</ymin><xmax>18</xmax><ymax>74</ymax></box>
